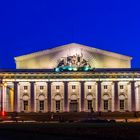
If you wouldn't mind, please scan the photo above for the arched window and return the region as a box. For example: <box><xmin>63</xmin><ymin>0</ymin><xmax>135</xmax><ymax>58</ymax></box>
<box><xmin>22</xmin><ymin>94</ymin><xmax>29</xmax><ymax>111</ymax></box>
<box><xmin>54</xmin><ymin>94</ymin><xmax>61</xmax><ymax>112</ymax></box>
<box><xmin>87</xmin><ymin>94</ymin><xmax>93</xmax><ymax>111</ymax></box>
<box><xmin>38</xmin><ymin>94</ymin><xmax>45</xmax><ymax>111</ymax></box>
<box><xmin>70</xmin><ymin>94</ymin><xmax>77</xmax><ymax>100</ymax></box>
<box><xmin>70</xmin><ymin>94</ymin><xmax>78</xmax><ymax>112</ymax></box>
<box><xmin>103</xmin><ymin>94</ymin><xmax>110</xmax><ymax>111</ymax></box>
<box><xmin>119</xmin><ymin>94</ymin><xmax>125</xmax><ymax>111</ymax></box>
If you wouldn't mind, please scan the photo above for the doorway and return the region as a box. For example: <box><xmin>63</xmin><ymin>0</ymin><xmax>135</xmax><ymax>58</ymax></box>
<box><xmin>23</xmin><ymin>101</ymin><xmax>28</xmax><ymax>111</ymax></box>
<box><xmin>70</xmin><ymin>100</ymin><xmax>78</xmax><ymax>112</ymax></box>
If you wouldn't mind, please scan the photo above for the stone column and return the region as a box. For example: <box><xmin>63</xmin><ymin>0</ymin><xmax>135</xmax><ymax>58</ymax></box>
<box><xmin>30</xmin><ymin>82</ymin><xmax>35</xmax><ymax>112</ymax></box>
<box><xmin>14</xmin><ymin>82</ymin><xmax>18</xmax><ymax>112</ymax></box>
<box><xmin>138</xmin><ymin>85</ymin><xmax>140</xmax><ymax>111</ymax></box>
<box><xmin>2</xmin><ymin>85</ymin><xmax>6</xmax><ymax>112</ymax></box>
<box><xmin>47</xmin><ymin>81</ymin><xmax>52</xmax><ymax>112</ymax></box>
<box><xmin>80</xmin><ymin>81</ymin><xmax>85</xmax><ymax>112</ymax></box>
<box><xmin>114</xmin><ymin>81</ymin><xmax>118</xmax><ymax>111</ymax></box>
<box><xmin>97</xmin><ymin>81</ymin><xmax>102</xmax><ymax>112</ymax></box>
<box><xmin>0</xmin><ymin>85</ymin><xmax>3</xmax><ymax>111</ymax></box>
<box><xmin>64</xmin><ymin>81</ymin><xmax>68</xmax><ymax>112</ymax></box>
<box><xmin>3</xmin><ymin>85</ymin><xmax>7</xmax><ymax>112</ymax></box>
<box><xmin>131</xmin><ymin>81</ymin><xmax>136</xmax><ymax>111</ymax></box>
<box><xmin>0</xmin><ymin>80</ymin><xmax>3</xmax><ymax>111</ymax></box>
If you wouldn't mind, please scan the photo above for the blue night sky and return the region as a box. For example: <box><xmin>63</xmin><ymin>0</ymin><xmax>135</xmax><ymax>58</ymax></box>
<box><xmin>0</xmin><ymin>0</ymin><xmax>140</xmax><ymax>68</ymax></box>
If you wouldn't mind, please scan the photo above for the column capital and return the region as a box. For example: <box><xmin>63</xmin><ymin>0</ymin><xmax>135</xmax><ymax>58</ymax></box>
<box><xmin>130</xmin><ymin>81</ymin><xmax>136</xmax><ymax>84</ymax></box>
<box><xmin>13</xmin><ymin>81</ymin><xmax>19</xmax><ymax>83</ymax></box>
<box><xmin>113</xmin><ymin>81</ymin><xmax>119</xmax><ymax>83</ymax></box>
<box><xmin>30</xmin><ymin>81</ymin><xmax>35</xmax><ymax>84</ymax></box>
<box><xmin>63</xmin><ymin>81</ymin><xmax>69</xmax><ymax>83</ymax></box>
<box><xmin>46</xmin><ymin>81</ymin><xmax>52</xmax><ymax>84</ymax></box>
<box><xmin>96</xmin><ymin>81</ymin><xmax>102</xmax><ymax>85</ymax></box>
<box><xmin>63</xmin><ymin>81</ymin><xmax>69</xmax><ymax>85</ymax></box>
<box><xmin>80</xmin><ymin>81</ymin><xmax>85</xmax><ymax>83</ymax></box>
<box><xmin>80</xmin><ymin>81</ymin><xmax>85</xmax><ymax>86</ymax></box>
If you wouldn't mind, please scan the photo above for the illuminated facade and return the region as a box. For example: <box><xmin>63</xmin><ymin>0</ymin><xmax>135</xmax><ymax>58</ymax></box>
<box><xmin>0</xmin><ymin>43</ymin><xmax>140</xmax><ymax>113</ymax></box>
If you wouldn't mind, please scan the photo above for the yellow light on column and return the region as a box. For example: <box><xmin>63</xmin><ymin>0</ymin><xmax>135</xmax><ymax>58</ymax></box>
<box><xmin>10</xmin><ymin>89</ymin><xmax>14</xmax><ymax>112</ymax></box>
<box><xmin>3</xmin><ymin>83</ymin><xmax>7</xmax><ymax>87</ymax></box>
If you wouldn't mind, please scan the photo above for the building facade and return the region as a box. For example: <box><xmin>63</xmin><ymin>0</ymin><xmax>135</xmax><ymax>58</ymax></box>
<box><xmin>0</xmin><ymin>43</ymin><xmax>140</xmax><ymax>113</ymax></box>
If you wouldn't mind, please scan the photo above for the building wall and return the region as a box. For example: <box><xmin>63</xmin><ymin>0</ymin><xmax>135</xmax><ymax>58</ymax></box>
<box><xmin>1</xmin><ymin>79</ymin><xmax>140</xmax><ymax>113</ymax></box>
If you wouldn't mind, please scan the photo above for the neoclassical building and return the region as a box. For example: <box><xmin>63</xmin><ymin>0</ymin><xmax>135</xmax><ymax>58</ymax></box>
<box><xmin>0</xmin><ymin>43</ymin><xmax>140</xmax><ymax>113</ymax></box>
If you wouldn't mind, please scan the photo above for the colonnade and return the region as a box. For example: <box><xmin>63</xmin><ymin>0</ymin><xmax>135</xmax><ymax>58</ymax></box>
<box><xmin>0</xmin><ymin>80</ymin><xmax>140</xmax><ymax>113</ymax></box>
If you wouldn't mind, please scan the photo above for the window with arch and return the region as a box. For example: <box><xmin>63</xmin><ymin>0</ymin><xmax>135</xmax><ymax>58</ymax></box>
<box><xmin>23</xmin><ymin>101</ymin><xmax>28</xmax><ymax>111</ymax></box>
<box><xmin>87</xmin><ymin>100</ymin><xmax>92</xmax><ymax>111</ymax></box>
<box><xmin>104</xmin><ymin>100</ymin><xmax>108</xmax><ymax>110</ymax></box>
<box><xmin>56</xmin><ymin>100</ymin><xmax>60</xmax><ymax>111</ymax></box>
<box><xmin>39</xmin><ymin>100</ymin><xmax>44</xmax><ymax>111</ymax></box>
<box><xmin>120</xmin><ymin>100</ymin><xmax>125</xmax><ymax>110</ymax></box>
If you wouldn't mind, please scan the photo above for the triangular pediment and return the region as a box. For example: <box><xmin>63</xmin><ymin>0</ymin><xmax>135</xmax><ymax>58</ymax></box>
<box><xmin>15</xmin><ymin>43</ymin><xmax>132</xmax><ymax>69</ymax></box>
<box><xmin>15</xmin><ymin>43</ymin><xmax>131</xmax><ymax>61</ymax></box>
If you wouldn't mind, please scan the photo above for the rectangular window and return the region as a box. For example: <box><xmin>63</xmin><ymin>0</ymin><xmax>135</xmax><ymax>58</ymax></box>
<box><xmin>23</xmin><ymin>101</ymin><xmax>28</xmax><ymax>111</ymax></box>
<box><xmin>72</xmin><ymin>85</ymin><xmax>76</xmax><ymax>89</ymax></box>
<box><xmin>56</xmin><ymin>101</ymin><xmax>60</xmax><ymax>111</ymax></box>
<box><xmin>120</xmin><ymin>100</ymin><xmax>125</xmax><ymax>110</ymax></box>
<box><xmin>120</xmin><ymin>85</ymin><xmax>124</xmax><ymax>89</ymax></box>
<box><xmin>24</xmin><ymin>86</ymin><xmax>28</xmax><ymax>90</ymax></box>
<box><xmin>39</xmin><ymin>101</ymin><xmax>44</xmax><ymax>111</ymax></box>
<box><xmin>104</xmin><ymin>100</ymin><xmax>108</xmax><ymax>110</ymax></box>
<box><xmin>40</xmin><ymin>86</ymin><xmax>44</xmax><ymax>90</ymax></box>
<box><xmin>104</xmin><ymin>85</ymin><xmax>108</xmax><ymax>89</ymax></box>
<box><xmin>87</xmin><ymin>100</ymin><xmax>92</xmax><ymax>111</ymax></box>
<box><xmin>88</xmin><ymin>85</ymin><xmax>92</xmax><ymax>89</ymax></box>
<box><xmin>56</xmin><ymin>86</ymin><xmax>60</xmax><ymax>89</ymax></box>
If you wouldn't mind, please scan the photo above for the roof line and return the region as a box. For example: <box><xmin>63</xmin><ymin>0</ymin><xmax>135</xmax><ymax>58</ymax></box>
<box><xmin>0</xmin><ymin>68</ymin><xmax>139</xmax><ymax>73</ymax></box>
<box><xmin>14</xmin><ymin>43</ymin><xmax>132</xmax><ymax>61</ymax></box>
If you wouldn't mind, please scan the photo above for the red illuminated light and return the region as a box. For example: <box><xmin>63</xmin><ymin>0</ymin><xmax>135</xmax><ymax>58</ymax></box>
<box><xmin>2</xmin><ymin>111</ymin><xmax>6</xmax><ymax>117</ymax></box>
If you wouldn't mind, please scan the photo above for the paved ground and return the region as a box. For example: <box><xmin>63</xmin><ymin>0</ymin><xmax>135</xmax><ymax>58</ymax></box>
<box><xmin>0</xmin><ymin>122</ymin><xmax>140</xmax><ymax>140</ymax></box>
<box><xmin>0</xmin><ymin>130</ymin><xmax>79</xmax><ymax>140</ymax></box>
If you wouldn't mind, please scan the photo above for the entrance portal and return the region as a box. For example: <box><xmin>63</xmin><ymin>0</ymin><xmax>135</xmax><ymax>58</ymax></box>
<box><xmin>70</xmin><ymin>100</ymin><xmax>78</xmax><ymax>112</ymax></box>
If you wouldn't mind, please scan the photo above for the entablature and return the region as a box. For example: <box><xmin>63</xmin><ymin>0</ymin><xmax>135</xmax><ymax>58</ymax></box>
<box><xmin>0</xmin><ymin>69</ymin><xmax>140</xmax><ymax>80</ymax></box>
